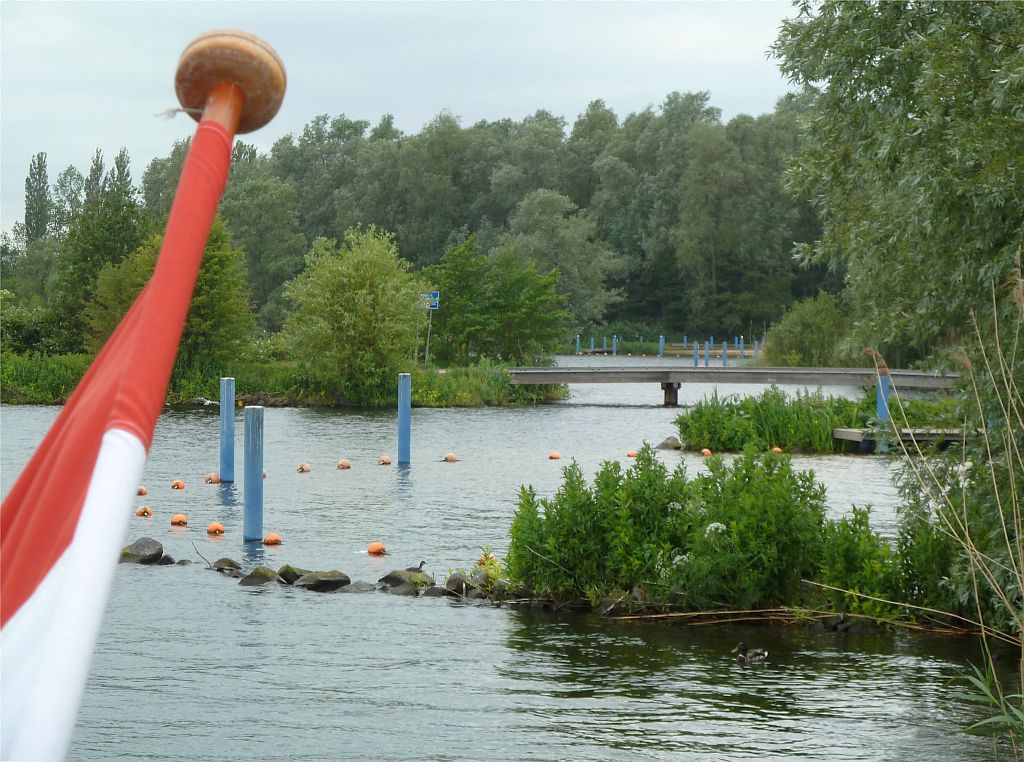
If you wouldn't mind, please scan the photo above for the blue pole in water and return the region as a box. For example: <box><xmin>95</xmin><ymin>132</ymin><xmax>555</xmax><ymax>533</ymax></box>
<box><xmin>658</xmin><ymin>335</ymin><xmax>665</xmax><ymax>358</ymax></box>
<box><xmin>612</xmin><ymin>336</ymin><xmax>618</xmax><ymax>356</ymax></box>
<box><xmin>243</xmin><ymin>406</ymin><xmax>264</xmax><ymax>541</ymax></box>
<box><xmin>575</xmin><ymin>334</ymin><xmax>581</xmax><ymax>354</ymax></box>
<box><xmin>710</xmin><ymin>335</ymin><xmax>714</xmax><ymax>348</ymax></box>
<box><xmin>219</xmin><ymin>377</ymin><xmax>235</xmax><ymax>483</ymax></box>
<box><xmin>398</xmin><ymin>372</ymin><xmax>411</xmax><ymax>466</ymax></box>
<box><xmin>722</xmin><ymin>342</ymin><xmax>728</xmax><ymax>367</ymax></box>
<box><xmin>703</xmin><ymin>340</ymin><xmax>710</xmax><ymax>367</ymax></box>
<box><xmin>754</xmin><ymin>339</ymin><xmax>760</xmax><ymax>359</ymax></box>
<box><xmin>876</xmin><ymin>373</ymin><xmax>892</xmax><ymax>454</ymax></box>
<box><xmin>683</xmin><ymin>335</ymin><xmax>688</xmax><ymax>349</ymax></box>
<box><xmin>740</xmin><ymin>336</ymin><xmax>745</xmax><ymax>359</ymax></box>
<box><xmin>590</xmin><ymin>336</ymin><xmax>595</xmax><ymax>351</ymax></box>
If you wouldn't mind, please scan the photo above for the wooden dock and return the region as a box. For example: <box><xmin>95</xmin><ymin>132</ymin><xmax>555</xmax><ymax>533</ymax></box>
<box><xmin>833</xmin><ymin>428</ymin><xmax>965</xmax><ymax>452</ymax></box>
<box><xmin>508</xmin><ymin>366</ymin><xmax>958</xmax><ymax>406</ymax></box>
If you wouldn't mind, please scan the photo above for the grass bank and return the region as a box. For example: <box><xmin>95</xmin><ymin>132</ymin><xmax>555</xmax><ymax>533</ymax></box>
<box><xmin>0</xmin><ymin>352</ymin><xmax>566</xmax><ymax>408</ymax></box>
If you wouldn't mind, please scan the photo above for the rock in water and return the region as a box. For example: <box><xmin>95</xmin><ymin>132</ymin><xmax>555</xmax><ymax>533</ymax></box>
<box><xmin>294</xmin><ymin>570</ymin><xmax>351</xmax><ymax>592</ymax></box>
<box><xmin>238</xmin><ymin>566</ymin><xmax>284</xmax><ymax>586</ymax></box>
<box><xmin>119</xmin><ymin>537</ymin><xmax>164</xmax><ymax>564</ymax></box>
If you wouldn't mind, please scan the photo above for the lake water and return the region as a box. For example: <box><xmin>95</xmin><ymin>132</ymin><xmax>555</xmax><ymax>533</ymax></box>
<box><xmin>0</xmin><ymin>357</ymin><xmax>1006</xmax><ymax>760</ymax></box>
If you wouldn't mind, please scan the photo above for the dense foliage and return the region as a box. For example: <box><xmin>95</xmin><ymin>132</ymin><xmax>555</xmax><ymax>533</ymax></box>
<box><xmin>283</xmin><ymin>227</ymin><xmax>425</xmax><ymax>405</ymax></box>
<box><xmin>773</xmin><ymin>0</ymin><xmax>1024</xmax><ymax>365</ymax></box>
<box><xmin>506</xmin><ymin>446</ymin><xmax>908</xmax><ymax>613</ymax></box>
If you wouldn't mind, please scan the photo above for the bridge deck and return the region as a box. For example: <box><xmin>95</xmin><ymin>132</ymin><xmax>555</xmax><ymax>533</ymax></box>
<box><xmin>508</xmin><ymin>366</ymin><xmax>958</xmax><ymax>390</ymax></box>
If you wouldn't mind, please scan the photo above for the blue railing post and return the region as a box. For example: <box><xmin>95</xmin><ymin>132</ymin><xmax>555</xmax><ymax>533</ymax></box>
<box><xmin>398</xmin><ymin>372</ymin><xmax>411</xmax><ymax>465</ymax></box>
<box><xmin>740</xmin><ymin>336</ymin><xmax>745</xmax><ymax>359</ymax></box>
<box><xmin>612</xmin><ymin>336</ymin><xmax>618</xmax><ymax>356</ymax></box>
<box><xmin>658</xmin><ymin>335</ymin><xmax>665</xmax><ymax>358</ymax></box>
<box><xmin>590</xmin><ymin>336</ymin><xmax>595</xmax><ymax>351</ymax></box>
<box><xmin>243</xmin><ymin>406</ymin><xmax>264</xmax><ymax>542</ymax></box>
<box><xmin>693</xmin><ymin>343</ymin><xmax>698</xmax><ymax>367</ymax></box>
<box><xmin>575</xmin><ymin>334</ymin><xmax>581</xmax><ymax>354</ymax></box>
<box><xmin>754</xmin><ymin>339</ymin><xmax>760</xmax><ymax>360</ymax></box>
<box><xmin>722</xmin><ymin>342</ymin><xmax>728</xmax><ymax>367</ymax></box>
<box><xmin>703</xmin><ymin>340</ymin><xmax>710</xmax><ymax>367</ymax></box>
<box><xmin>219</xmin><ymin>377</ymin><xmax>235</xmax><ymax>483</ymax></box>
<box><xmin>684</xmin><ymin>335</ymin><xmax>688</xmax><ymax>349</ymax></box>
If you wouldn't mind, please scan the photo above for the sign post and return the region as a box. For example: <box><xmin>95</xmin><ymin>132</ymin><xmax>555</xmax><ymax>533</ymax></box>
<box><xmin>421</xmin><ymin>290</ymin><xmax>440</xmax><ymax>364</ymax></box>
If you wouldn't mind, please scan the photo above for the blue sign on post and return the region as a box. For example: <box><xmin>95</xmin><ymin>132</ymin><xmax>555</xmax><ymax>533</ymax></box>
<box><xmin>428</xmin><ymin>291</ymin><xmax>440</xmax><ymax>310</ymax></box>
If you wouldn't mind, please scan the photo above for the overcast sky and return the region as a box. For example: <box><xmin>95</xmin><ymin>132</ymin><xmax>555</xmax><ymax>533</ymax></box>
<box><xmin>0</xmin><ymin>1</ymin><xmax>798</xmax><ymax>233</ymax></box>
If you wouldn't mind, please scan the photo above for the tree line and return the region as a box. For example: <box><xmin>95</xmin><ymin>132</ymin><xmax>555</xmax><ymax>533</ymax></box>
<box><xmin>1</xmin><ymin>88</ymin><xmax>836</xmax><ymax>366</ymax></box>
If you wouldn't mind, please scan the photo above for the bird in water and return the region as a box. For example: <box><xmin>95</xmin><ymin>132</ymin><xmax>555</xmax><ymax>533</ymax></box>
<box><xmin>732</xmin><ymin>642</ymin><xmax>768</xmax><ymax>665</ymax></box>
<box><xmin>405</xmin><ymin>561</ymin><xmax>427</xmax><ymax>573</ymax></box>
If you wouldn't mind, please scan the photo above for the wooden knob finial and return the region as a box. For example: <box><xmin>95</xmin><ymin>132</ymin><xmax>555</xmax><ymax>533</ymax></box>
<box><xmin>175</xmin><ymin>29</ymin><xmax>286</xmax><ymax>133</ymax></box>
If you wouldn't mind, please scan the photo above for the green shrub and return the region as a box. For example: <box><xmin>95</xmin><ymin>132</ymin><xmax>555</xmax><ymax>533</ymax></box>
<box><xmin>820</xmin><ymin>505</ymin><xmax>901</xmax><ymax>616</ymax></box>
<box><xmin>506</xmin><ymin>446</ymin><xmax>690</xmax><ymax>601</ymax></box>
<box><xmin>669</xmin><ymin>450</ymin><xmax>828</xmax><ymax>609</ymax></box>
<box><xmin>765</xmin><ymin>291</ymin><xmax>855</xmax><ymax>367</ymax></box>
<box><xmin>675</xmin><ymin>386</ymin><xmax>871</xmax><ymax>453</ymax></box>
<box><xmin>0</xmin><ymin>352</ymin><xmax>91</xmax><ymax>403</ymax></box>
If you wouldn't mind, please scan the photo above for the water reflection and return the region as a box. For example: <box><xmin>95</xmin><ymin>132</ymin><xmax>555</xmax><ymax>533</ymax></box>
<box><xmin>498</xmin><ymin>608</ymin><xmax>1000</xmax><ymax>759</ymax></box>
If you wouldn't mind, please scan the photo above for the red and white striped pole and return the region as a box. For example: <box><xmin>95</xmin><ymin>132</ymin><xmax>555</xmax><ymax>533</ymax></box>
<box><xmin>0</xmin><ymin>31</ymin><xmax>285</xmax><ymax>761</ymax></box>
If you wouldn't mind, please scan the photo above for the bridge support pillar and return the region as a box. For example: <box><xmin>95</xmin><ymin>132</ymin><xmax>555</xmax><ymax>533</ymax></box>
<box><xmin>661</xmin><ymin>382</ymin><xmax>681</xmax><ymax>407</ymax></box>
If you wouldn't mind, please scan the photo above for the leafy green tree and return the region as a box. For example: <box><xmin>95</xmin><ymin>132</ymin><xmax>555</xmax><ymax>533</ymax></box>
<box><xmin>283</xmin><ymin>227</ymin><xmax>425</xmax><ymax>405</ymax></box>
<box><xmin>772</xmin><ymin>1</ymin><xmax>1024</xmax><ymax>361</ymax></box>
<box><xmin>84</xmin><ymin>218</ymin><xmax>253</xmax><ymax>371</ymax></box>
<box><xmin>47</xmin><ymin>148</ymin><xmax>150</xmax><ymax>353</ymax></box>
<box><xmin>141</xmin><ymin>139</ymin><xmax>190</xmax><ymax>220</ymax></box>
<box><xmin>562</xmin><ymin>100</ymin><xmax>619</xmax><ymax>208</ymax></box>
<box><xmin>23</xmin><ymin>153</ymin><xmax>52</xmax><ymax>245</ymax></box>
<box><xmin>765</xmin><ymin>291</ymin><xmax>852</xmax><ymax>367</ymax></box>
<box><xmin>50</xmin><ymin>166</ymin><xmax>84</xmax><ymax>241</ymax></box>
<box><xmin>220</xmin><ymin>175</ymin><xmax>307</xmax><ymax>327</ymax></box>
<box><xmin>503</xmin><ymin>189</ymin><xmax>620</xmax><ymax>328</ymax></box>
<box><xmin>426</xmin><ymin>234</ymin><xmax>569</xmax><ymax>363</ymax></box>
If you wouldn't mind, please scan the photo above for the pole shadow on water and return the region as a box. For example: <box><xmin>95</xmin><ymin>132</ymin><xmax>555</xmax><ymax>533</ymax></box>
<box><xmin>396</xmin><ymin>463</ymin><xmax>413</xmax><ymax>502</ymax></box>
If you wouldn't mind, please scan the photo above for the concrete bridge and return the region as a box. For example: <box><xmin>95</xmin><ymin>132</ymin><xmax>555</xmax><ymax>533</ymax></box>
<box><xmin>508</xmin><ymin>366</ymin><xmax>958</xmax><ymax>406</ymax></box>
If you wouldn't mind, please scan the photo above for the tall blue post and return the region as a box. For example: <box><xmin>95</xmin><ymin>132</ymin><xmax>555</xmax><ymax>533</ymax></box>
<box><xmin>603</xmin><ymin>336</ymin><xmax>608</xmax><ymax>350</ymax></box>
<box><xmin>754</xmin><ymin>339</ymin><xmax>760</xmax><ymax>359</ymax></box>
<box><xmin>740</xmin><ymin>336</ymin><xmax>745</xmax><ymax>359</ymax></box>
<box><xmin>722</xmin><ymin>342</ymin><xmax>728</xmax><ymax>367</ymax></box>
<box><xmin>590</xmin><ymin>336</ymin><xmax>595</xmax><ymax>351</ymax></box>
<box><xmin>612</xmin><ymin>336</ymin><xmax>618</xmax><ymax>356</ymax></box>
<box><xmin>575</xmin><ymin>334</ymin><xmax>581</xmax><ymax>355</ymax></box>
<box><xmin>219</xmin><ymin>377</ymin><xmax>235</xmax><ymax>483</ymax></box>
<box><xmin>658</xmin><ymin>335</ymin><xmax>665</xmax><ymax>358</ymax></box>
<box><xmin>684</xmin><ymin>335</ymin><xmax>689</xmax><ymax>349</ymax></box>
<box><xmin>243</xmin><ymin>406</ymin><xmax>264</xmax><ymax>542</ymax></box>
<box><xmin>876</xmin><ymin>373</ymin><xmax>892</xmax><ymax>454</ymax></box>
<box><xmin>703</xmin><ymin>340</ymin><xmax>710</xmax><ymax>367</ymax></box>
<box><xmin>693</xmin><ymin>343</ymin><xmax>699</xmax><ymax>367</ymax></box>
<box><xmin>398</xmin><ymin>372</ymin><xmax>411</xmax><ymax>465</ymax></box>
<box><xmin>710</xmin><ymin>335</ymin><xmax>715</xmax><ymax>348</ymax></box>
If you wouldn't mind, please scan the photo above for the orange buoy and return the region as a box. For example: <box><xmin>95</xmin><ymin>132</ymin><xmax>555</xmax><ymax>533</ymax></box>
<box><xmin>135</xmin><ymin>505</ymin><xmax>153</xmax><ymax>518</ymax></box>
<box><xmin>263</xmin><ymin>532</ymin><xmax>282</xmax><ymax>545</ymax></box>
<box><xmin>137</xmin><ymin>485</ymin><xmax>148</xmax><ymax>496</ymax></box>
<box><xmin>443</xmin><ymin>452</ymin><xmax>458</xmax><ymax>463</ymax></box>
<box><xmin>170</xmin><ymin>513</ymin><xmax>188</xmax><ymax>526</ymax></box>
<box><xmin>336</xmin><ymin>459</ymin><xmax>352</xmax><ymax>470</ymax></box>
<box><xmin>204</xmin><ymin>472</ymin><xmax>221</xmax><ymax>484</ymax></box>
<box><xmin>701</xmin><ymin>448</ymin><xmax>713</xmax><ymax>457</ymax></box>
<box><xmin>170</xmin><ymin>479</ymin><xmax>185</xmax><ymax>490</ymax></box>
<box><xmin>771</xmin><ymin>446</ymin><xmax>783</xmax><ymax>453</ymax></box>
<box><xmin>627</xmin><ymin>450</ymin><xmax>638</xmax><ymax>458</ymax></box>
<box><xmin>367</xmin><ymin>541</ymin><xmax>387</xmax><ymax>556</ymax></box>
<box><xmin>207</xmin><ymin>522</ymin><xmax>225</xmax><ymax>535</ymax></box>
<box><xmin>548</xmin><ymin>451</ymin><xmax>561</xmax><ymax>460</ymax></box>
<box><xmin>377</xmin><ymin>454</ymin><xmax>392</xmax><ymax>466</ymax></box>
<box><xmin>296</xmin><ymin>463</ymin><xmax>312</xmax><ymax>473</ymax></box>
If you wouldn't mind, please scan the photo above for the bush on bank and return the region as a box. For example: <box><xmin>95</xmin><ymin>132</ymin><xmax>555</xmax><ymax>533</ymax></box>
<box><xmin>675</xmin><ymin>386</ymin><xmax>959</xmax><ymax>454</ymax></box>
<box><xmin>506</xmin><ymin>444</ymin><xmax>942</xmax><ymax>623</ymax></box>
